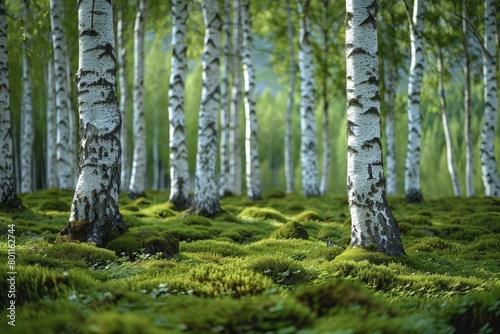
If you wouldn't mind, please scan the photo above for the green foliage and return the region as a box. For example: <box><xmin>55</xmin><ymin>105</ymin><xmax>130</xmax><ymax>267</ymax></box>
<box><xmin>271</xmin><ymin>221</ymin><xmax>309</xmax><ymax>240</ymax></box>
<box><xmin>106</xmin><ymin>228</ymin><xmax>179</xmax><ymax>259</ymax></box>
<box><xmin>238</xmin><ymin>207</ymin><xmax>288</xmax><ymax>222</ymax></box>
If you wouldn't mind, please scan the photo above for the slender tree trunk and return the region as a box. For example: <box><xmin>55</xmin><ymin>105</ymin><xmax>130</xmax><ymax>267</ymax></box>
<box><xmin>66</xmin><ymin>53</ymin><xmax>76</xmax><ymax>185</ymax></box>
<box><xmin>297</xmin><ymin>0</ymin><xmax>320</xmax><ymax>197</ymax></box>
<box><xmin>437</xmin><ymin>48</ymin><xmax>462</xmax><ymax>197</ymax></box>
<box><xmin>480</xmin><ymin>0</ymin><xmax>500</xmax><ymax>197</ymax></box>
<box><xmin>117</xmin><ymin>10</ymin><xmax>130</xmax><ymax>192</ymax></box>
<box><xmin>0</xmin><ymin>0</ymin><xmax>20</xmax><ymax>208</ymax></box>
<box><xmin>46</xmin><ymin>60</ymin><xmax>58</xmax><ymax>189</ymax></box>
<box><xmin>284</xmin><ymin>0</ymin><xmax>295</xmax><ymax>194</ymax></box>
<box><xmin>345</xmin><ymin>0</ymin><xmax>404</xmax><ymax>256</ymax></box>
<box><xmin>168</xmin><ymin>0</ymin><xmax>191</xmax><ymax>210</ymax></box>
<box><xmin>230</xmin><ymin>0</ymin><xmax>243</xmax><ymax>196</ymax></box>
<box><xmin>128</xmin><ymin>0</ymin><xmax>148</xmax><ymax>199</ymax></box>
<box><xmin>61</xmin><ymin>0</ymin><xmax>127</xmax><ymax>247</ymax></box>
<box><xmin>190</xmin><ymin>0</ymin><xmax>222</xmax><ymax>216</ymax></box>
<box><xmin>241</xmin><ymin>0</ymin><xmax>262</xmax><ymax>200</ymax></box>
<box><xmin>383</xmin><ymin>58</ymin><xmax>398</xmax><ymax>195</ymax></box>
<box><xmin>219</xmin><ymin>0</ymin><xmax>232</xmax><ymax>197</ymax></box>
<box><xmin>153</xmin><ymin>121</ymin><xmax>159</xmax><ymax>191</ymax></box>
<box><xmin>50</xmin><ymin>0</ymin><xmax>72</xmax><ymax>190</ymax></box>
<box><xmin>20</xmin><ymin>0</ymin><xmax>34</xmax><ymax>194</ymax></box>
<box><xmin>404</xmin><ymin>0</ymin><xmax>425</xmax><ymax>203</ymax></box>
<box><xmin>462</xmin><ymin>0</ymin><xmax>474</xmax><ymax>197</ymax></box>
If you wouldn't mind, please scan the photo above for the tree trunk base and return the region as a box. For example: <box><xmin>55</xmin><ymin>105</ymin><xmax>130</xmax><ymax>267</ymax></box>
<box><xmin>405</xmin><ymin>189</ymin><xmax>424</xmax><ymax>203</ymax></box>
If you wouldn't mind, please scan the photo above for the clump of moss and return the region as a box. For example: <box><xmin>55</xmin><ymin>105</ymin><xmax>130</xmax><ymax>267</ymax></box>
<box><xmin>400</xmin><ymin>214</ymin><xmax>432</xmax><ymax>226</ymax></box>
<box><xmin>181</xmin><ymin>240</ymin><xmax>247</xmax><ymax>257</ymax></box>
<box><xmin>181</xmin><ymin>215</ymin><xmax>212</xmax><ymax>226</ymax></box>
<box><xmin>106</xmin><ymin>228</ymin><xmax>179</xmax><ymax>259</ymax></box>
<box><xmin>45</xmin><ymin>242</ymin><xmax>118</xmax><ymax>264</ymax></box>
<box><xmin>317</xmin><ymin>225</ymin><xmax>345</xmax><ymax>241</ymax></box>
<box><xmin>121</xmin><ymin>204</ymin><xmax>140</xmax><ymax>212</ymax></box>
<box><xmin>294</xmin><ymin>209</ymin><xmax>326</xmax><ymax>222</ymax></box>
<box><xmin>271</xmin><ymin>221</ymin><xmax>308</xmax><ymax>240</ymax></box>
<box><xmin>247</xmin><ymin>254</ymin><xmax>311</xmax><ymax>286</ymax></box>
<box><xmin>38</xmin><ymin>200</ymin><xmax>70</xmax><ymax>212</ymax></box>
<box><xmin>141</xmin><ymin>202</ymin><xmax>177</xmax><ymax>218</ymax></box>
<box><xmin>238</xmin><ymin>207</ymin><xmax>288</xmax><ymax>222</ymax></box>
<box><xmin>462</xmin><ymin>212</ymin><xmax>500</xmax><ymax>233</ymax></box>
<box><xmin>263</xmin><ymin>188</ymin><xmax>286</xmax><ymax>199</ymax></box>
<box><xmin>218</xmin><ymin>230</ymin><xmax>244</xmax><ymax>242</ymax></box>
<box><xmin>406</xmin><ymin>236</ymin><xmax>454</xmax><ymax>253</ymax></box>
<box><xmin>169</xmin><ymin>227</ymin><xmax>213</xmax><ymax>241</ymax></box>
<box><xmin>333</xmin><ymin>247</ymin><xmax>394</xmax><ymax>265</ymax></box>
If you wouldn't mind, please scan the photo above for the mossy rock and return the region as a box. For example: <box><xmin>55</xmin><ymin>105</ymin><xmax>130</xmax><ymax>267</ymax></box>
<box><xmin>106</xmin><ymin>228</ymin><xmax>179</xmax><ymax>259</ymax></box>
<box><xmin>181</xmin><ymin>215</ymin><xmax>212</xmax><ymax>226</ymax></box>
<box><xmin>38</xmin><ymin>200</ymin><xmax>70</xmax><ymax>212</ymax></box>
<box><xmin>238</xmin><ymin>207</ymin><xmax>288</xmax><ymax>222</ymax></box>
<box><xmin>271</xmin><ymin>221</ymin><xmax>309</xmax><ymax>240</ymax></box>
<box><xmin>45</xmin><ymin>242</ymin><xmax>118</xmax><ymax>264</ymax></box>
<box><xmin>294</xmin><ymin>209</ymin><xmax>326</xmax><ymax>222</ymax></box>
<box><xmin>246</xmin><ymin>254</ymin><xmax>311</xmax><ymax>286</ymax></box>
<box><xmin>181</xmin><ymin>239</ymin><xmax>247</xmax><ymax>257</ymax></box>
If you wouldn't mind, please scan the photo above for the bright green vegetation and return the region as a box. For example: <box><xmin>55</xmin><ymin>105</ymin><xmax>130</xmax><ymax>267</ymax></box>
<box><xmin>1</xmin><ymin>189</ymin><xmax>499</xmax><ymax>333</ymax></box>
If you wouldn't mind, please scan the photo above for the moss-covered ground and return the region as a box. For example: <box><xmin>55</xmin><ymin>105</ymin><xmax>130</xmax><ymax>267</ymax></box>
<box><xmin>1</xmin><ymin>189</ymin><xmax>499</xmax><ymax>333</ymax></box>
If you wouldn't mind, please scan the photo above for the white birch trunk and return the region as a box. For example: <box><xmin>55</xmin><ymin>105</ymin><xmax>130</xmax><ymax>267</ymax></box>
<box><xmin>383</xmin><ymin>58</ymin><xmax>397</xmax><ymax>195</ymax></box>
<box><xmin>0</xmin><ymin>0</ymin><xmax>20</xmax><ymax>207</ymax></box>
<box><xmin>404</xmin><ymin>0</ymin><xmax>425</xmax><ymax>203</ymax></box>
<box><xmin>346</xmin><ymin>0</ymin><xmax>404</xmax><ymax>256</ymax></box>
<box><xmin>219</xmin><ymin>0</ymin><xmax>232</xmax><ymax>198</ymax></box>
<box><xmin>168</xmin><ymin>0</ymin><xmax>191</xmax><ymax>210</ymax></box>
<box><xmin>230</xmin><ymin>0</ymin><xmax>243</xmax><ymax>196</ymax></box>
<box><xmin>117</xmin><ymin>10</ymin><xmax>130</xmax><ymax>192</ymax></box>
<box><xmin>62</xmin><ymin>0</ymin><xmax>127</xmax><ymax>247</ymax></box>
<box><xmin>46</xmin><ymin>60</ymin><xmax>58</xmax><ymax>189</ymax></box>
<box><xmin>285</xmin><ymin>0</ymin><xmax>295</xmax><ymax>194</ymax></box>
<box><xmin>480</xmin><ymin>0</ymin><xmax>500</xmax><ymax>197</ymax></box>
<box><xmin>128</xmin><ymin>0</ymin><xmax>148</xmax><ymax>199</ymax></box>
<box><xmin>297</xmin><ymin>0</ymin><xmax>320</xmax><ymax>197</ymax></box>
<box><xmin>50</xmin><ymin>0</ymin><xmax>73</xmax><ymax>190</ymax></box>
<box><xmin>438</xmin><ymin>49</ymin><xmax>462</xmax><ymax>197</ymax></box>
<box><xmin>241</xmin><ymin>0</ymin><xmax>262</xmax><ymax>200</ymax></box>
<box><xmin>66</xmin><ymin>53</ymin><xmax>76</xmax><ymax>184</ymax></box>
<box><xmin>191</xmin><ymin>0</ymin><xmax>222</xmax><ymax>216</ymax></box>
<box><xmin>20</xmin><ymin>0</ymin><xmax>34</xmax><ymax>193</ymax></box>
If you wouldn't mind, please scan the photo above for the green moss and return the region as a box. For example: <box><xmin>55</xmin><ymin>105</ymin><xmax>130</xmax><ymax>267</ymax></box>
<box><xmin>181</xmin><ymin>215</ymin><xmax>212</xmax><ymax>226</ymax></box>
<box><xmin>140</xmin><ymin>202</ymin><xmax>178</xmax><ymax>218</ymax></box>
<box><xmin>218</xmin><ymin>230</ymin><xmax>244</xmax><ymax>242</ymax></box>
<box><xmin>294</xmin><ymin>209</ymin><xmax>326</xmax><ymax>222</ymax></box>
<box><xmin>271</xmin><ymin>221</ymin><xmax>309</xmax><ymax>240</ymax></box>
<box><xmin>181</xmin><ymin>240</ymin><xmax>247</xmax><ymax>257</ymax></box>
<box><xmin>400</xmin><ymin>214</ymin><xmax>432</xmax><ymax>226</ymax></box>
<box><xmin>317</xmin><ymin>224</ymin><xmax>345</xmax><ymax>240</ymax></box>
<box><xmin>263</xmin><ymin>188</ymin><xmax>286</xmax><ymax>199</ymax></box>
<box><xmin>38</xmin><ymin>200</ymin><xmax>70</xmax><ymax>212</ymax></box>
<box><xmin>121</xmin><ymin>204</ymin><xmax>140</xmax><ymax>212</ymax></box>
<box><xmin>169</xmin><ymin>227</ymin><xmax>213</xmax><ymax>241</ymax></box>
<box><xmin>406</xmin><ymin>236</ymin><xmax>454</xmax><ymax>253</ymax></box>
<box><xmin>238</xmin><ymin>207</ymin><xmax>288</xmax><ymax>222</ymax></box>
<box><xmin>106</xmin><ymin>228</ymin><xmax>179</xmax><ymax>259</ymax></box>
<box><xmin>44</xmin><ymin>242</ymin><xmax>118</xmax><ymax>264</ymax></box>
<box><xmin>333</xmin><ymin>247</ymin><xmax>395</xmax><ymax>265</ymax></box>
<box><xmin>247</xmin><ymin>254</ymin><xmax>312</xmax><ymax>286</ymax></box>
<box><xmin>462</xmin><ymin>212</ymin><xmax>500</xmax><ymax>233</ymax></box>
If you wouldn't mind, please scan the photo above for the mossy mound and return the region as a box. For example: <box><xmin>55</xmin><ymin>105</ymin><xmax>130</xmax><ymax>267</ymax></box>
<box><xmin>181</xmin><ymin>240</ymin><xmax>247</xmax><ymax>257</ymax></box>
<box><xmin>246</xmin><ymin>254</ymin><xmax>311</xmax><ymax>286</ymax></box>
<box><xmin>263</xmin><ymin>188</ymin><xmax>286</xmax><ymax>199</ymax></box>
<box><xmin>38</xmin><ymin>199</ymin><xmax>70</xmax><ymax>212</ymax></box>
<box><xmin>271</xmin><ymin>221</ymin><xmax>309</xmax><ymax>240</ymax></box>
<box><xmin>181</xmin><ymin>215</ymin><xmax>212</xmax><ymax>226</ymax></box>
<box><xmin>294</xmin><ymin>209</ymin><xmax>326</xmax><ymax>222</ymax></box>
<box><xmin>333</xmin><ymin>247</ymin><xmax>395</xmax><ymax>265</ymax></box>
<box><xmin>169</xmin><ymin>227</ymin><xmax>213</xmax><ymax>241</ymax></box>
<box><xmin>462</xmin><ymin>212</ymin><xmax>500</xmax><ymax>233</ymax></box>
<box><xmin>106</xmin><ymin>228</ymin><xmax>179</xmax><ymax>259</ymax></box>
<box><xmin>406</xmin><ymin>236</ymin><xmax>454</xmax><ymax>253</ymax></box>
<box><xmin>218</xmin><ymin>230</ymin><xmax>244</xmax><ymax>242</ymax></box>
<box><xmin>238</xmin><ymin>207</ymin><xmax>288</xmax><ymax>222</ymax></box>
<box><xmin>140</xmin><ymin>202</ymin><xmax>177</xmax><ymax>218</ymax></box>
<box><xmin>316</xmin><ymin>224</ymin><xmax>345</xmax><ymax>241</ymax></box>
<box><xmin>399</xmin><ymin>214</ymin><xmax>432</xmax><ymax>226</ymax></box>
<box><xmin>45</xmin><ymin>242</ymin><xmax>118</xmax><ymax>264</ymax></box>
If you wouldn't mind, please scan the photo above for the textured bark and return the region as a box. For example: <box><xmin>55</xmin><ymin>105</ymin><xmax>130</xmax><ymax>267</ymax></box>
<box><xmin>128</xmin><ymin>0</ymin><xmax>148</xmax><ymax>199</ymax></box>
<box><xmin>0</xmin><ymin>0</ymin><xmax>20</xmax><ymax>208</ymax></box>
<box><xmin>229</xmin><ymin>0</ymin><xmax>243</xmax><ymax>196</ymax></box>
<box><xmin>242</xmin><ymin>0</ymin><xmax>262</xmax><ymax>200</ymax></box>
<box><xmin>168</xmin><ymin>0</ymin><xmax>191</xmax><ymax>210</ymax></box>
<box><xmin>346</xmin><ymin>0</ymin><xmax>404</xmax><ymax>256</ymax></box>
<box><xmin>117</xmin><ymin>10</ymin><xmax>130</xmax><ymax>191</ymax></box>
<box><xmin>480</xmin><ymin>0</ymin><xmax>500</xmax><ymax>197</ymax></box>
<box><xmin>437</xmin><ymin>49</ymin><xmax>462</xmax><ymax>197</ymax></box>
<box><xmin>219</xmin><ymin>0</ymin><xmax>232</xmax><ymax>197</ymax></box>
<box><xmin>284</xmin><ymin>0</ymin><xmax>295</xmax><ymax>194</ymax></box>
<box><xmin>20</xmin><ymin>0</ymin><xmax>34</xmax><ymax>193</ymax></box>
<box><xmin>190</xmin><ymin>0</ymin><xmax>221</xmax><ymax>216</ymax></box>
<box><xmin>383</xmin><ymin>58</ymin><xmax>397</xmax><ymax>195</ymax></box>
<box><xmin>297</xmin><ymin>0</ymin><xmax>320</xmax><ymax>197</ymax></box>
<box><xmin>61</xmin><ymin>0</ymin><xmax>127</xmax><ymax>247</ymax></box>
<box><xmin>46</xmin><ymin>60</ymin><xmax>58</xmax><ymax>189</ymax></box>
<box><xmin>50</xmin><ymin>0</ymin><xmax>73</xmax><ymax>190</ymax></box>
<box><xmin>66</xmin><ymin>53</ymin><xmax>76</xmax><ymax>185</ymax></box>
<box><xmin>404</xmin><ymin>0</ymin><xmax>425</xmax><ymax>203</ymax></box>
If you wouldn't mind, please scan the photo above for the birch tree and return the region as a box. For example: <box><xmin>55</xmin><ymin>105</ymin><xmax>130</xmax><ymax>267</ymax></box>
<box><xmin>20</xmin><ymin>0</ymin><xmax>34</xmax><ymax>193</ymax></box>
<box><xmin>284</xmin><ymin>0</ymin><xmax>295</xmax><ymax>194</ymax></box>
<box><xmin>190</xmin><ymin>0</ymin><xmax>221</xmax><ymax>216</ymax></box>
<box><xmin>242</xmin><ymin>0</ymin><xmax>262</xmax><ymax>200</ymax></box>
<box><xmin>61</xmin><ymin>0</ymin><xmax>127</xmax><ymax>247</ymax></box>
<box><xmin>46</xmin><ymin>60</ymin><xmax>58</xmax><ymax>189</ymax></box>
<box><xmin>345</xmin><ymin>0</ymin><xmax>404</xmax><ymax>256</ymax></box>
<box><xmin>297</xmin><ymin>0</ymin><xmax>320</xmax><ymax>197</ymax></box>
<box><xmin>480</xmin><ymin>0</ymin><xmax>500</xmax><ymax>197</ymax></box>
<box><xmin>383</xmin><ymin>59</ymin><xmax>398</xmax><ymax>195</ymax></box>
<box><xmin>128</xmin><ymin>0</ymin><xmax>148</xmax><ymax>199</ymax></box>
<box><xmin>50</xmin><ymin>0</ymin><xmax>73</xmax><ymax>190</ymax></box>
<box><xmin>0</xmin><ymin>0</ymin><xmax>20</xmax><ymax>208</ymax></box>
<box><xmin>404</xmin><ymin>0</ymin><xmax>425</xmax><ymax>203</ymax></box>
<box><xmin>168</xmin><ymin>0</ymin><xmax>191</xmax><ymax>209</ymax></box>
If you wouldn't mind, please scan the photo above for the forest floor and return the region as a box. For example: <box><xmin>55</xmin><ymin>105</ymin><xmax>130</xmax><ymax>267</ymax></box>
<box><xmin>1</xmin><ymin>189</ymin><xmax>499</xmax><ymax>333</ymax></box>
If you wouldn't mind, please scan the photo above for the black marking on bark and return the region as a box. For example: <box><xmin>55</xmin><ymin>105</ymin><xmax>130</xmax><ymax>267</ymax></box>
<box><xmin>363</xmin><ymin>107</ymin><xmax>379</xmax><ymax>116</ymax></box>
<box><xmin>348</xmin><ymin>48</ymin><xmax>368</xmax><ymax>58</ymax></box>
<box><xmin>347</xmin><ymin>98</ymin><xmax>363</xmax><ymax>109</ymax></box>
<box><xmin>367</xmin><ymin>164</ymin><xmax>375</xmax><ymax>180</ymax></box>
<box><xmin>346</xmin><ymin>120</ymin><xmax>357</xmax><ymax>136</ymax></box>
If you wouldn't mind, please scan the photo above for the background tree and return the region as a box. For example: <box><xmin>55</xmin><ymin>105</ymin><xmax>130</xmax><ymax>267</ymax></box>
<box><xmin>46</xmin><ymin>59</ymin><xmax>58</xmax><ymax>189</ymax></box>
<box><xmin>61</xmin><ymin>0</ymin><xmax>127</xmax><ymax>247</ymax></box>
<box><xmin>345</xmin><ymin>0</ymin><xmax>404</xmax><ymax>256</ymax></box>
<box><xmin>284</xmin><ymin>0</ymin><xmax>295</xmax><ymax>194</ymax></box>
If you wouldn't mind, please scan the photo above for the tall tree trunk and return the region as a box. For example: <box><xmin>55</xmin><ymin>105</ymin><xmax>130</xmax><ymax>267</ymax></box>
<box><xmin>437</xmin><ymin>48</ymin><xmax>462</xmax><ymax>197</ymax></box>
<box><xmin>297</xmin><ymin>0</ymin><xmax>320</xmax><ymax>197</ymax></box>
<box><xmin>168</xmin><ymin>0</ymin><xmax>191</xmax><ymax>210</ymax></box>
<box><xmin>20</xmin><ymin>0</ymin><xmax>34</xmax><ymax>194</ymax></box>
<box><xmin>66</xmin><ymin>53</ymin><xmax>77</xmax><ymax>185</ymax></box>
<box><xmin>128</xmin><ymin>0</ymin><xmax>148</xmax><ymax>199</ymax></box>
<box><xmin>117</xmin><ymin>10</ymin><xmax>130</xmax><ymax>192</ymax></box>
<box><xmin>50</xmin><ymin>0</ymin><xmax>73</xmax><ymax>190</ymax></box>
<box><xmin>219</xmin><ymin>0</ymin><xmax>232</xmax><ymax>198</ymax></box>
<box><xmin>345</xmin><ymin>0</ymin><xmax>405</xmax><ymax>256</ymax></box>
<box><xmin>241</xmin><ymin>0</ymin><xmax>262</xmax><ymax>200</ymax></box>
<box><xmin>383</xmin><ymin>58</ymin><xmax>398</xmax><ymax>195</ymax></box>
<box><xmin>230</xmin><ymin>0</ymin><xmax>243</xmax><ymax>196</ymax></box>
<box><xmin>284</xmin><ymin>0</ymin><xmax>295</xmax><ymax>194</ymax></box>
<box><xmin>0</xmin><ymin>0</ymin><xmax>20</xmax><ymax>208</ymax></box>
<box><xmin>46</xmin><ymin>60</ymin><xmax>58</xmax><ymax>189</ymax></box>
<box><xmin>61</xmin><ymin>0</ymin><xmax>127</xmax><ymax>247</ymax></box>
<box><xmin>480</xmin><ymin>0</ymin><xmax>500</xmax><ymax>197</ymax></box>
<box><xmin>191</xmin><ymin>0</ymin><xmax>222</xmax><ymax>216</ymax></box>
<box><xmin>152</xmin><ymin>121</ymin><xmax>159</xmax><ymax>191</ymax></box>
<box><xmin>462</xmin><ymin>0</ymin><xmax>474</xmax><ymax>197</ymax></box>
<box><xmin>404</xmin><ymin>0</ymin><xmax>425</xmax><ymax>203</ymax></box>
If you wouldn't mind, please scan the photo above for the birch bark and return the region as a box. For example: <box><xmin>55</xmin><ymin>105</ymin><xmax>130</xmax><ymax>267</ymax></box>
<box><xmin>383</xmin><ymin>58</ymin><xmax>397</xmax><ymax>195</ymax></box>
<box><xmin>46</xmin><ymin>60</ymin><xmax>58</xmax><ymax>189</ymax></box>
